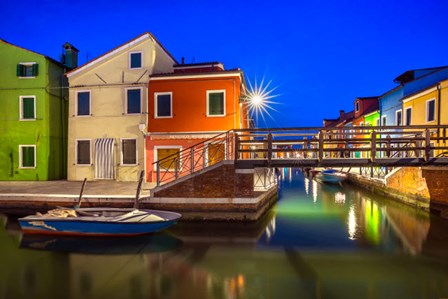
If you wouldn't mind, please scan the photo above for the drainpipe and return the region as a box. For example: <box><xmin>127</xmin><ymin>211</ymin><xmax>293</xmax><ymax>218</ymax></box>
<box><xmin>437</xmin><ymin>83</ymin><xmax>442</xmax><ymax>145</ymax></box>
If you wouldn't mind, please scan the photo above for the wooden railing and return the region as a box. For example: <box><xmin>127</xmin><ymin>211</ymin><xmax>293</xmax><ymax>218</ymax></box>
<box><xmin>152</xmin><ymin>125</ymin><xmax>448</xmax><ymax>186</ymax></box>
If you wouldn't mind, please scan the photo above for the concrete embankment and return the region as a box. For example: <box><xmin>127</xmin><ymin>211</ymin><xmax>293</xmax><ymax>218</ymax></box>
<box><xmin>345</xmin><ymin>167</ymin><xmax>448</xmax><ymax>218</ymax></box>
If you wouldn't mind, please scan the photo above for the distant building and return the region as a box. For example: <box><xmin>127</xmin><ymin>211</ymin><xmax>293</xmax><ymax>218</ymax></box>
<box><xmin>0</xmin><ymin>39</ymin><xmax>76</xmax><ymax>180</ymax></box>
<box><xmin>380</xmin><ymin>66</ymin><xmax>448</xmax><ymax>126</ymax></box>
<box><xmin>66</xmin><ymin>32</ymin><xmax>176</xmax><ymax>181</ymax></box>
<box><xmin>146</xmin><ymin>62</ymin><xmax>249</xmax><ymax>182</ymax></box>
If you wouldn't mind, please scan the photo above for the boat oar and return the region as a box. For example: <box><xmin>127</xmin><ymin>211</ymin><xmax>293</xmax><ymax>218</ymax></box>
<box><xmin>75</xmin><ymin>178</ymin><xmax>87</xmax><ymax>209</ymax></box>
<box><xmin>134</xmin><ymin>171</ymin><xmax>144</xmax><ymax>209</ymax></box>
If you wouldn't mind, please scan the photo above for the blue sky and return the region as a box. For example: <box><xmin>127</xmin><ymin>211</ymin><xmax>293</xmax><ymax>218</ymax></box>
<box><xmin>2</xmin><ymin>0</ymin><xmax>448</xmax><ymax>127</ymax></box>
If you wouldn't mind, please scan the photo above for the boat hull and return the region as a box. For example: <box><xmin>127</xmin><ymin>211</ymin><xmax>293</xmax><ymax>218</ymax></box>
<box><xmin>19</xmin><ymin>209</ymin><xmax>181</xmax><ymax>236</ymax></box>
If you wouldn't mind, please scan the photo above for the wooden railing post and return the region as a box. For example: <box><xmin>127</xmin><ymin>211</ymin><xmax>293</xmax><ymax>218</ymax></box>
<box><xmin>190</xmin><ymin>147</ymin><xmax>194</xmax><ymax>174</ymax></box>
<box><xmin>425</xmin><ymin>129</ymin><xmax>431</xmax><ymax>161</ymax></box>
<box><xmin>386</xmin><ymin>134</ymin><xmax>391</xmax><ymax>158</ymax></box>
<box><xmin>318</xmin><ymin>130</ymin><xmax>324</xmax><ymax>161</ymax></box>
<box><xmin>174</xmin><ymin>158</ymin><xmax>179</xmax><ymax>179</ymax></box>
<box><xmin>371</xmin><ymin>131</ymin><xmax>376</xmax><ymax>162</ymax></box>
<box><xmin>267</xmin><ymin>132</ymin><xmax>273</xmax><ymax>166</ymax></box>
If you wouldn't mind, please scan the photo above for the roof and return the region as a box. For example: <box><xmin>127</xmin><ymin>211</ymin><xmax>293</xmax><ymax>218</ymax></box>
<box><xmin>324</xmin><ymin>110</ymin><xmax>354</xmax><ymax>128</ymax></box>
<box><xmin>150</xmin><ymin>68</ymin><xmax>243</xmax><ymax>79</ymax></box>
<box><xmin>393</xmin><ymin>66</ymin><xmax>448</xmax><ymax>84</ymax></box>
<box><xmin>0</xmin><ymin>38</ymin><xmax>66</xmax><ymax>68</ymax></box>
<box><xmin>66</xmin><ymin>32</ymin><xmax>178</xmax><ymax>78</ymax></box>
<box><xmin>174</xmin><ymin>61</ymin><xmax>223</xmax><ymax>67</ymax></box>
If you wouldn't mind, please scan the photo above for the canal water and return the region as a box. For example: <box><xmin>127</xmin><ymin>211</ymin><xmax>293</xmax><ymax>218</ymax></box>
<box><xmin>1</xmin><ymin>169</ymin><xmax>448</xmax><ymax>299</ymax></box>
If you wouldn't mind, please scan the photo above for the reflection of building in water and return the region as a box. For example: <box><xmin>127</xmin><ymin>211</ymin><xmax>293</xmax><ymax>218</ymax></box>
<box><xmin>304</xmin><ymin>177</ymin><xmax>310</xmax><ymax>195</ymax></box>
<box><xmin>347</xmin><ymin>205</ymin><xmax>357</xmax><ymax>240</ymax></box>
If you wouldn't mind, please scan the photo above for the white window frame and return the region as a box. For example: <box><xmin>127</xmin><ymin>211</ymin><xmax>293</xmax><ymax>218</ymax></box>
<box><xmin>18</xmin><ymin>62</ymin><xmax>37</xmax><ymax>79</ymax></box>
<box><xmin>75</xmin><ymin>90</ymin><xmax>91</xmax><ymax>117</ymax></box>
<box><xmin>153</xmin><ymin>146</ymin><xmax>182</xmax><ymax>171</ymax></box>
<box><xmin>426</xmin><ymin>98</ymin><xmax>436</xmax><ymax>123</ymax></box>
<box><xmin>19</xmin><ymin>95</ymin><xmax>36</xmax><ymax>121</ymax></box>
<box><xmin>125</xmin><ymin>87</ymin><xmax>142</xmax><ymax>115</ymax></box>
<box><xmin>395</xmin><ymin>109</ymin><xmax>402</xmax><ymax>126</ymax></box>
<box><xmin>404</xmin><ymin>106</ymin><xmax>412</xmax><ymax>126</ymax></box>
<box><xmin>204</xmin><ymin>141</ymin><xmax>227</xmax><ymax>167</ymax></box>
<box><xmin>75</xmin><ymin>139</ymin><xmax>92</xmax><ymax>166</ymax></box>
<box><xmin>129</xmin><ymin>51</ymin><xmax>143</xmax><ymax>69</ymax></box>
<box><xmin>206</xmin><ymin>90</ymin><xmax>226</xmax><ymax>117</ymax></box>
<box><xmin>120</xmin><ymin>138</ymin><xmax>138</xmax><ymax>166</ymax></box>
<box><xmin>154</xmin><ymin>92</ymin><xmax>173</xmax><ymax>118</ymax></box>
<box><xmin>375</xmin><ymin>117</ymin><xmax>380</xmax><ymax>127</ymax></box>
<box><xmin>19</xmin><ymin>144</ymin><xmax>36</xmax><ymax>169</ymax></box>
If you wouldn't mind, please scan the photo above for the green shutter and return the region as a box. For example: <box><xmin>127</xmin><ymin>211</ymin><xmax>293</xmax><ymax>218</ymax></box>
<box><xmin>22</xmin><ymin>97</ymin><xmax>35</xmax><ymax>119</ymax></box>
<box><xmin>209</xmin><ymin>92</ymin><xmax>224</xmax><ymax>115</ymax></box>
<box><xmin>32</xmin><ymin>64</ymin><xmax>39</xmax><ymax>76</ymax></box>
<box><xmin>22</xmin><ymin>146</ymin><xmax>35</xmax><ymax>168</ymax></box>
<box><xmin>16</xmin><ymin>64</ymin><xmax>22</xmax><ymax>76</ymax></box>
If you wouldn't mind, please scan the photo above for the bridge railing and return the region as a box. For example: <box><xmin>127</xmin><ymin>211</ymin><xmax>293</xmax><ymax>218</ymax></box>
<box><xmin>234</xmin><ymin>125</ymin><xmax>448</xmax><ymax>166</ymax></box>
<box><xmin>152</xmin><ymin>130</ymin><xmax>235</xmax><ymax>187</ymax></box>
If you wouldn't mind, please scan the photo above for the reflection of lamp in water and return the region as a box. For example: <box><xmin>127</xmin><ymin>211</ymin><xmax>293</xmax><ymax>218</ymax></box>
<box><xmin>348</xmin><ymin>205</ymin><xmax>357</xmax><ymax>240</ymax></box>
<box><xmin>335</xmin><ymin>192</ymin><xmax>346</xmax><ymax>204</ymax></box>
<box><xmin>312</xmin><ymin>180</ymin><xmax>318</xmax><ymax>202</ymax></box>
<box><xmin>304</xmin><ymin>177</ymin><xmax>310</xmax><ymax>195</ymax></box>
<box><xmin>288</xmin><ymin>168</ymin><xmax>292</xmax><ymax>183</ymax></box>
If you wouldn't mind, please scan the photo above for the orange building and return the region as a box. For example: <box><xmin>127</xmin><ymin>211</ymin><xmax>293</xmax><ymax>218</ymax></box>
<box><xmin>145</xmin><ymin>62</ymin><xmax>249</xmax><ymax>182</ymax></box>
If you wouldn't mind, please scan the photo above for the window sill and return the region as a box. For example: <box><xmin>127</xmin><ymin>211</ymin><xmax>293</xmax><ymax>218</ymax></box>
<box><xmin>206</xmin><ymin>114</ymin><xmax>226</xmax><ymax>118</ymax></box>
<box><xmin>19</xmin><ymin>166</ymin><xmax>36</xmax><ymax>169</ymax></box>
<box><xmin>18</xmin><ymin>76</ymin><xmax>36</xmax><ymax>79</ymax></box>
<box><xmin>19</xmin><ymin>119</ymin><xmax>36</xmax><ymax>121</ymax></box>
<box><xmin>120</xmin><ymin>163</ymin><xmax>138</xmax><ymax>167</ymax></box>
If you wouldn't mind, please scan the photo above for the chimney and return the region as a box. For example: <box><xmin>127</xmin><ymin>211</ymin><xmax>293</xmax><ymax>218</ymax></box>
<box><xmin>181</xmin><ymin>57</ymin><xmax>185</xmax><ymax>65</ymax></box>
<box><xmin>339</xmin><ymin>110</ymin><xmax>345</xmax><ymax>120</ymax></box>
<box><xmin>62</xmin><ymin>42</ymin><xmax>79</xmax><ymax>69</ymax></box>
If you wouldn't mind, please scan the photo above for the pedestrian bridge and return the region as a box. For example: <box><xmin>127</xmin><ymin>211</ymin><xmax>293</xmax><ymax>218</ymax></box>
<box><xmin>153</xmin><ymin>125</ymin><xmax>448</xmax><ymax>186</ymax></box>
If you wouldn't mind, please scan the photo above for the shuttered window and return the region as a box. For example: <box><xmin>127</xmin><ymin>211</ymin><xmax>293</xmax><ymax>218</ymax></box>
<box><xmin>127</xmin><ymin>88</ymin><xmax>141</xmax><ymax>114</ymax></box>
<box><xmin>77</xmin><ymin>91</ymin><xmax>90</xmax><ymax>116</ymax></box>
<box><xmin>130</xmin><ymin>52</ymin><xmax>142</xmax><ymax>69</ymax></box>
<box><xmin>427</xmin><ymin>99</ymin><xmax>435</xmax><ymax>122</ymax></box>
<box><xmin>207</xmin><ymin>91</ymin><xmax>225</xmax><ymax>116</ymax></box>
<box><xmin>122</xmin><ymin>139</ymin><xmax>137</xmax><ymax>165</ymax></box>
<box><xmin>156</xmin><ymin>148</ymin><xmax>181</xmax><ymax>170</ymax></box>
<box><xmin>20</xmin><ymin>96</ymin><xmax>36</xmax><ymax>120</ymax></box>
<box><xmin>155</xmin><ymin>93</ymin><xmax>172</xmax><ymax>117</ymax></box>
<box><xmin>17</xmin><ymin>63</ymin><xmax>38</xmax><ymax>77</ymax></box>
<box><xmin>77</xmin><ymin>140</ymin><xmax>91</xmax><ymax>165</ymax></box>
<box><xmin>20</xmin><ymin>145</ymin><xmax>36</xmax><ymax>168</ymax></box>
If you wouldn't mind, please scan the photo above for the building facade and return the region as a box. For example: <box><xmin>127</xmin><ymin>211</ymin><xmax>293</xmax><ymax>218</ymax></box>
<box><xmin>0</xmin><ymin>39</ymin><xmax>74</xmax><ymax>180</ymax></box>
<box><xmin>66</xmin><ymin>33</ymin><xmax>176</xmax><ymax>181</ymax></box>
<box><xmin>146</xmin><ymin>63</ymin><xmax>249</xmax><ymax>182</ymax></box>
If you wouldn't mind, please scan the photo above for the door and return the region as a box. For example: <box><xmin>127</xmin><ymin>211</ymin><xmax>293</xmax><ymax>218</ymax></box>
<box><xmin>94</xmin><ymin>138</ymin><xmax>115</xmax><ymax>179</ymax></box>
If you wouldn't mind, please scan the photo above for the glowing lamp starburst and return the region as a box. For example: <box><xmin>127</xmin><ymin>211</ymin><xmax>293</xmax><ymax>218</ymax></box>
<box><xmin>244</xmin><ymin>77</ymin><xmax>279</xmax><ymax>126</ymax></box>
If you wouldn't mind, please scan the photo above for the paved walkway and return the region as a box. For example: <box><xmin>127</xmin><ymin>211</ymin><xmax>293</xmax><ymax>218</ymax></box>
<box><xmin>0</xmin><ymin>180</ymin><xmax>156</xmax><ymax>197</ymax></box>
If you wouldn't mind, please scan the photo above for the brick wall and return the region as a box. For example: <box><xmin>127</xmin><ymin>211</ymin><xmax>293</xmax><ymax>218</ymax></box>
<box><xmin>386</xmin><ymin>167</ymin><xmax>430</xmax><ymax>199</ymax></box>
<box><xmin>421</xmin><ymin>167</ymin><xmax>448</xmax><ymax>205</ymax></box>
<box><xmin>154</xmin><ymin>164</ymin><xmax>254</xmax><ymax>198</ymax></box>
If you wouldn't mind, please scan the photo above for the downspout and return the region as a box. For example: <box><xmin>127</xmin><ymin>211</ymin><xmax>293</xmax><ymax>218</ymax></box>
<box><xmin>437</xmin><ymin>83</ymin><xmax>442</xmax><ymax>145</ymax></box>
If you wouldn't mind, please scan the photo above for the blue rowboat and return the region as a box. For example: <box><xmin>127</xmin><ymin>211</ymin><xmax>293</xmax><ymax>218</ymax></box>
<box><xmin>315</xmin><ymin>169</ymin><xmax>347</xmax><ymax>184</ymax></box>
<box><xmin>18</xmin><ymin>208</ymin><xmax>182</xmax><ymax>237</ymax></box>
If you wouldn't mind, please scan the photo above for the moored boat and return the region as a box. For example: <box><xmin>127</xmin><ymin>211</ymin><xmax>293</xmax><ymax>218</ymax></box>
<box><xmin>315</xmin><ymin>169</ymin><xmax>347</xmax><ymax>184</ymax></box>
<box><xmin>18</xmin><ymin>207</ymin><xmax>182</xmax><ymax>236</ymax></box>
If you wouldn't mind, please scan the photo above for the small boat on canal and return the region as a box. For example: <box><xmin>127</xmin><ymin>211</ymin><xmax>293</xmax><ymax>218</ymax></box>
<box><xmin>18</xmin><ymin>207</ymin><xmax>182</xmax><ymax>236</ymax></box>
<box><xmin>18</xmin><ymin>171</ymin><xmax>182</xmax><ymax>236</ymax></box>
<box><xmin>315</xmin><ymin>169</ymin><xmax>347</xmax><ymax>184</ymax></box>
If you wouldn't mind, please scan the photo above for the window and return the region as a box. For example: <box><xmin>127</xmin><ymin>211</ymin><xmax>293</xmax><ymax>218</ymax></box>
<box><xmin>121</xmin><ymin>139</ymin><xmax>137</xmax><ymax>165</ymax></box>
<box><xmin>127</xmin><ymin>88</ymin><xmax>141</xmax><ymax>114</ymax></box>
<box><xmin>20</xmin><ymin>96</ymin><xmax>36</xmax><ymax>120</ymax></box>
<box><xmin>207</xmin><ymin>90</ymin><xmax>225</xmax><ymax>116</ymax></box>
<box><xmin>19</xmin><ymin>145</ymin><xmax>36</xmax><ymax>168</ymax></box>
<box><xmin>395</xmin><ymin>110</ymin><xmax>402</xmax><ymax>126</ymax></box>
<box><xmin>405</xmin><ymin>107</ymin><xmax>412</xmax><ymax>126</ymax></box>
<box><xmin>129</xmin><ymin>52</ymin><xmax>142</xmax><ymax>69</ymax></box>
<box><xmin>76</xmin><ymin>91</ymin><xmax>90</xmax><ymax>116</ymax></box>
<box><xmin>375</xmin><ymin>118</ymin><xmax>380</xmax><ymax>126</ymax></box>
<box><xmin>381</xmin><ymin>115</ymin><xmax>387</xmax><ymax>126</ymax></box>
<box><xmin>426</xmin><ymin>99</ymin><xmax>436</xmax><ymax>122</ymax></box>
<box><xmin>155</xmin><ymin>92</ymin><xmax>172</xmax><ymax>118</ymax></box>
<box><xmin>17</xmin><ymin>63</ymin><xmax>38</xmax><ymax>77</ymax></box>
<box><xmin>355</xmin><ymin>101</ymin><xmax>359</xmax><ymax>112</ymax></box>
<box><xmin>76</xmin><ymin>140</ymin><xmax>91</xmax><ymax>165</ymax></box>
<box><xmin>154</xmin><ymin>147</ymin><xmax>181</xmax><ymax>171</ymax></box>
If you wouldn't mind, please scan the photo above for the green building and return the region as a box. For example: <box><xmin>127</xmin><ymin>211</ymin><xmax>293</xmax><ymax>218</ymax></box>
<box><xmin>0</xmin><ymin>39</ymin><xmax>78</xmax><ymax>180</ymax></box>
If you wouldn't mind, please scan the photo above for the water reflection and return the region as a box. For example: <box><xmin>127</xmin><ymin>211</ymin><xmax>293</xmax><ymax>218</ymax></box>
<box><xmin>1</xmin><ymin>169</ymin><xmax>448</xmax><ymax>298</ymax></box>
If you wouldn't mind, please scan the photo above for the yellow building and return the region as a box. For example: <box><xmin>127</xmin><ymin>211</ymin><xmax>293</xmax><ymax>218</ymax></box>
<box><xmin>66</xmin><ymin>33</ymin><xmax>176</xmax><ymax>181</ymax></box>
<box><xmin>402</xmin><ymin>79</ymin><xmax>448</xmax><ymax>155</ymax></box>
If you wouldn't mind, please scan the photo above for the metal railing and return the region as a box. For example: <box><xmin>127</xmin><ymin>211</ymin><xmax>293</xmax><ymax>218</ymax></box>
<box><xmin>153</xmin><ymin>131</ymin><xmax>235</xmax><ymax>187</ymax></box>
